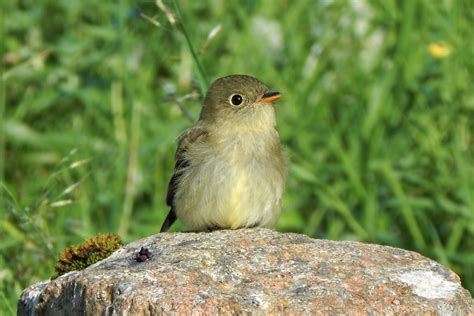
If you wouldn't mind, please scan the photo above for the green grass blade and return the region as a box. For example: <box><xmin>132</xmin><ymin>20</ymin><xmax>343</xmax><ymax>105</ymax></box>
<box><xmin>173</xmin><ymin>0</ymin><xmax>209</xmax><ymax>95</ymax></box>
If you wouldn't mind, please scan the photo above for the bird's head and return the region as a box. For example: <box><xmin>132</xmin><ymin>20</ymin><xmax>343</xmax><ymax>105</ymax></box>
<box><xmin>199</xmin><ymin>75</ymin><xmax>282</xmax><ymax>130</ymax></box>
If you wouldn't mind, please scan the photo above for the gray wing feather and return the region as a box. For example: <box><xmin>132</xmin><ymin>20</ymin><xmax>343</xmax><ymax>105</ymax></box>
<box><xmin>161</xmin><ymin>127</ymin><xmax>207</xmax><ymax>232</ymax></box>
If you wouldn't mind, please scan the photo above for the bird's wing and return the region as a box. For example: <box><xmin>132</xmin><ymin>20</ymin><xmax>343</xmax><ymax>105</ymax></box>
<box><xmin>161</xmin><ymin>126</ymin><xmax>208</xmax><ymax>232</ymax></box>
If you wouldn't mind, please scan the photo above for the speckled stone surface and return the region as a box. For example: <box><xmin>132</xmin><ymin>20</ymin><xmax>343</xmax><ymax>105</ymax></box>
<box><xmin>18</xmin><ymin>228</ymin><xmax>473</xmax><ymax>315</ymax></box>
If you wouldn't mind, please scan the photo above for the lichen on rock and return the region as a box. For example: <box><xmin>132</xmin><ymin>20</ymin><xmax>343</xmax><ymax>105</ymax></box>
<box><xmin>54</xmin><ymin>233</ymin><xmax>123</xmax><ymax>278</ymax></box>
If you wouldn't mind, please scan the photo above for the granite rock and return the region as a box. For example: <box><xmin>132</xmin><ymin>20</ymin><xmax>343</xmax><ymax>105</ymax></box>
<box><xmin>18</xmin><ymin>228</ymin><xmax>473</xmax><ymax>315</ymax></box>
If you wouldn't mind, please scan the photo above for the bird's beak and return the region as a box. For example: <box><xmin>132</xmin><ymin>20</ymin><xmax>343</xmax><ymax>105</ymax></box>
<box><xmin>256</xmin><ymin>91</ymin><xmax>282</xmax><ymax>104</ymax></box>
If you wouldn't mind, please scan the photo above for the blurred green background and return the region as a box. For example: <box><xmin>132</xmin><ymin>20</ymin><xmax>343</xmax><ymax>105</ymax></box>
<box><xmin>1</xmin><ymin>0</ymin><xmax>473</xmax><ymax>312</ymax></box>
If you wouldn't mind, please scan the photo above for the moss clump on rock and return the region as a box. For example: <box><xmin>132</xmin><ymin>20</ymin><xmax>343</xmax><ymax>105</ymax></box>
<box><xmin>54</xmin><ymin>233</ymin><xmax>123</xmax><ymax>278</ymax></box>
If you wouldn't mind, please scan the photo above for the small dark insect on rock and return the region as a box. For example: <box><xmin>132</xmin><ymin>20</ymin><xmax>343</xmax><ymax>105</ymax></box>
<box><xmin>135</xmin><ymin>247</ymin><xmax>152</xmax><ymax>262</ymax></box>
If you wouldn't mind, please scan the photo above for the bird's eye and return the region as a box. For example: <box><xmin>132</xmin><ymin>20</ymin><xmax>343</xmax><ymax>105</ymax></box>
<box><xmin>230</xmin><ymin>94</ymin><xmax>243</xmax><ymax>106</ymax></box>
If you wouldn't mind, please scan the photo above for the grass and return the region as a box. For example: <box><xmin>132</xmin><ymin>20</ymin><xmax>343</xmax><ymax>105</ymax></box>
<box><xmin>1</xmin><ymin>0</ymin><xmax>473</xmax><ymax>313</ymax></box>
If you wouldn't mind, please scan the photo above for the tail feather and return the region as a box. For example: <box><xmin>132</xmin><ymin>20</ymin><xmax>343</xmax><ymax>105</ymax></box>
<box><xmin>160</xmin><ymin>208</ymin><xmax>177</xmax><ymax>232</ymax></box>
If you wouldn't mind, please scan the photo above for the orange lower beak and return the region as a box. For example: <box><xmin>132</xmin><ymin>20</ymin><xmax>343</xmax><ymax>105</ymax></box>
<box><xmin>256</xmin><ymin>91</ymin><xmax>282</xmax><ymax>104</ymax></box>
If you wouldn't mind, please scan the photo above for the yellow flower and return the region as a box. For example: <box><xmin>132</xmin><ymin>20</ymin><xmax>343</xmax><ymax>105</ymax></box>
<box><xmin>428</xmin><ymin>42</ymin><xmax>452</xmax><ymax>58</ymax></box>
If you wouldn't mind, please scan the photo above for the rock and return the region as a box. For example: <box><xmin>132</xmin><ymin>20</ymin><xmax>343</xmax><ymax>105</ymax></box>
<box><xmin>18</xmin><ymin>228</ymin><xmax>473</xmax><ymax>315</ymax></box>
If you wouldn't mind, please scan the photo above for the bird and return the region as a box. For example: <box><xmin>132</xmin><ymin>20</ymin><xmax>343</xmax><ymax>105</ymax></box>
<box><xmin>161</xmin><ymin>74</ymin><xmax>287</xmax><ymax>232</ymax></box>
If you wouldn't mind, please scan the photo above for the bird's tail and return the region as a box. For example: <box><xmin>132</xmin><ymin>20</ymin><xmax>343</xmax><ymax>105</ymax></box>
<box><xmin>160</xmin><ymin>208</ymin><xmax>177</xmax><ymax>232</ymax></box>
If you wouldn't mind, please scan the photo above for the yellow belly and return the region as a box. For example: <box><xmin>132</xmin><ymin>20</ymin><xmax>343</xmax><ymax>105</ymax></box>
<box><xmin>173</xmin><ymin>131</ymin><xmax>286</xmax><ymax>231</ymax></box>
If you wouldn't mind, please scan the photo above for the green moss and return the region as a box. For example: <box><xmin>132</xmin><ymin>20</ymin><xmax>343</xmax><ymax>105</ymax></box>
<box><xmin>53</xmin><ymin>233</ymin><xmax>123</xmax><ymax>278</ymax></box>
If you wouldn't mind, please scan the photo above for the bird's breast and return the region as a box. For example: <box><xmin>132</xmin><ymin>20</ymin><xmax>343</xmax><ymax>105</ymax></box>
<box><xmin>176</xmin><ymin>128</ymin><xmax>286</xmax><ymax>230</ymax></box>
